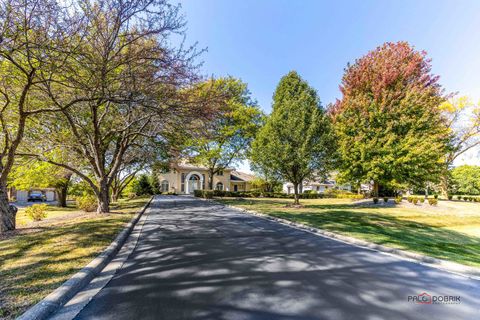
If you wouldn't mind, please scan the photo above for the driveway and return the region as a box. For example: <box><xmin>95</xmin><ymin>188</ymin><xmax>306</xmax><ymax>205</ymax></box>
<box><xmin>63</xmin><ymin>196</ymin><xmax>480</xmax><ymax>320</ymax></box>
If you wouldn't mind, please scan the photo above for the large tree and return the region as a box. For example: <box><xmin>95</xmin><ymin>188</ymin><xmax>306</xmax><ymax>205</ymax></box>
<box><xmin>26</xmin><ymin>0</ymin><xmax>211</xmax><ymax>213</ymax></box>
<box><xmin>187</xmin><ymin>77</ymin><xmax>264</xmax><ymax>190</ymax></box>
<box><xmin>0</xmin><ymin>0</ymin><xmax>78</xmax><ymax>231</ymax></box>
<box><xmin>251</xmin><ymin>71</ymin><xmax>334</xmax><ymax>205</ymax></box>
<box><xmin>331</xmin><ymin>42</ymin><xmax>450</xmax><ymax>196</ymax></box>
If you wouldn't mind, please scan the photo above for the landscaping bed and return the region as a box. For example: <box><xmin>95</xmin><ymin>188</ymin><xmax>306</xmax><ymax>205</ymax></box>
<box><xmin>216</xmin><ymin>197</ymin><xmax>480</xmax><ymax>268</ymax></box>
<box><xmin>0</xmin><ymin>197</ymin><xmax>150</xmax><ymax>319</ymax></box>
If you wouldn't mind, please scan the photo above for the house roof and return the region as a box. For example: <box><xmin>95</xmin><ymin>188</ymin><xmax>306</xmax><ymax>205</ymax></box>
<box><xmin>173</xmin><ymin>162</ymin><xmax>234</xmax><ymax>171</ymax></box>
<box><xmin>230</xmin><ymin>170</ymin><xmax>256</xmax><ymax>182</ymax></box>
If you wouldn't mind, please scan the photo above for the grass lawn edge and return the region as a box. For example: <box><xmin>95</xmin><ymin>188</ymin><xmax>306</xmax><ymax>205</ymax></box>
<box><xmin>16</xmin><ymin>196</ymin><xmax>154</xmax><ymax>320</ymax></box>
<box><xmin>217</xmin><ymin>199</ymin><xmax>480</xmax><ymax>281</ymax></box>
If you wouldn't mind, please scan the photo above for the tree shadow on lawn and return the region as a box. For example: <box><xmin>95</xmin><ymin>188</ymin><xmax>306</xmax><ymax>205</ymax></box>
<box><xmin>268</xmin><ymin>209</ymin><xmax>480</xmax><ymax>267</ymax></box>
<box><xmin>0</xmin><ymin>216</ymin><xmax>132</xmax><ymax>319</ymax></box>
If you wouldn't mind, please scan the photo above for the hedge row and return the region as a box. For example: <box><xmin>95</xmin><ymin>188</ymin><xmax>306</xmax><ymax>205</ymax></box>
<box><xmin>456</xmin><ymin>195</ymin><xmax>480</xmax><ymax>202</ymax></box>
<box><xmin>193</xmin><ymin>189</ymin><xmax>364</xmax><ymax>200</ymax></box>
<box><xmin>407</xmin><ymin>196</ymin><xmax>438</xmax><ymax>206</ymax></box>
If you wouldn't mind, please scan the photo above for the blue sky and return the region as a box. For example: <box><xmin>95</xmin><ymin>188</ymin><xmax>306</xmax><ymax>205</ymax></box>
<box><xmin>178</xmin><ymin>0</ymin><xmax>480</xmax><ymax>169</ymax></box>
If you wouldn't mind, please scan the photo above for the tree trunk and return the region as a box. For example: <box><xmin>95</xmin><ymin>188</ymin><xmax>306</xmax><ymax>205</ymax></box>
<box><xmin>111</xmin><ymin>188</ymin><xmax>120</xmax><ymax>203</ymax></box>
<box><xmin>97</xmin><ymin>180</ymin><xmax>110</xmax><ymax>214</ymax></box>
<box><xmin>208</xmin><ymin>169</ymin><xmax>214</xmax><ymax>190</ymax></box>
<box><xmin>293</xmin><ymin>182</ymin><xmax>300</xmax><ymax>205</ymax></box>
<box><xmin>440</xmin><ymin>174</ymin><xmax>449</xmax><ymax>198</ymax></box>
<box><xmin>0</xmin><ymin>184</ymin><xmax>17</xmax><ymax>233</ymax></box>
<box><xmin>373</xmin><ymin>181</ymin><xmax>379</xmax><ymax>198</ymax></box>
<box><xmin>55</xmin><ymin>174</ymin><xmax>71</xmax><ymax>207</ymax></box>
<box><xmin>56</xmin><ymin>185</ymin><xmax>68</xmax><ymax>208</ymax></box>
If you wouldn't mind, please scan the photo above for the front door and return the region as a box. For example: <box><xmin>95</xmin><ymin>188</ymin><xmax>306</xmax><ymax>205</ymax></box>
<box><xmin>234</xmin><ymin>185</ymin><xmax>238</xmax><ymax>192</ymax></box>
<box><xmin>188</xmin><ymin>175</ymin><xmax>200</xmax><ymax>194</ymax></box>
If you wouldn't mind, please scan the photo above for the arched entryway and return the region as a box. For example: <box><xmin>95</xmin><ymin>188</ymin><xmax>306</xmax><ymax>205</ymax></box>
<box><xmin>185</xmin><ymin>171</ymin><xmax>204</xmax><ymax>194</ymax></box>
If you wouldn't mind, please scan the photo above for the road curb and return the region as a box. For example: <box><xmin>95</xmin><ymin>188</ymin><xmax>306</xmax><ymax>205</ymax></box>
<box><xmin>17</xmin><ymin>196</ymin><xmax>154</xmax><ymax>320</ymax></box>
<box><xmin>219</xmin><ymin>201</ymin><xmax>480</xmax><ymax>280</ymax></box>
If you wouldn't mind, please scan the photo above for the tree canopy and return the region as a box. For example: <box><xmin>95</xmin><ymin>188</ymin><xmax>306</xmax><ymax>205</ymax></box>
<box><xmin>250</xmin><ymin>71</ymin><xmax>334</xmax><ymax>205</ymax></box>
<box><xmin>187</xmin><ymin>77</ymin><xmax>264</xmax><ymax>189</ymax></box>
<box><xmin>331</xmin><ymin>42</ymin><xmax>450</xmax><ymax>195</ymax></box>
<box><xmin>451</xmin><ymin>165</ymin><xmax>480</xmax><ymax>195</ymax></box>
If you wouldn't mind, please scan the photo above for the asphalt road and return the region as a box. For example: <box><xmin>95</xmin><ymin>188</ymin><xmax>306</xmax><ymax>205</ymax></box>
<box><xmin>72</xmin><ymin>196</ymin><xmax>480</xmax><ymax>320</ymax></box>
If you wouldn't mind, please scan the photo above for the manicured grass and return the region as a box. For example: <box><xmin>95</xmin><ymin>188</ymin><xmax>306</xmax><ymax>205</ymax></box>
<box><xmin>0</xmin><ymin>197</ymin><xmax>150</xmax><ymax>319</ymax></box>
<box><xmin>217</xmin><ymin>197</ymin><xmax>480</xmax><ymax>268</ymax></box>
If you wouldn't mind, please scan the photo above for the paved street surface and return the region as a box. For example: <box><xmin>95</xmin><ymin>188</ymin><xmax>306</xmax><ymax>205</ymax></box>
<box><xmin>72</xmin><ymin>196</ymin><xmax>480</xmax><ymax>320</ymax></box>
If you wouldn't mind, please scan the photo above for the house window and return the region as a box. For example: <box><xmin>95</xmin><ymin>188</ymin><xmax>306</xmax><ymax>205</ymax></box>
<box><xmin>202</xmin><ymin>174</ymin><xmax>206</xmax><ymax>189</ymax></box>
<box><xmin>181</xmin><ymin>173</ymin><xmax>185</xmax><ymax>192</ymax></box>
<box><xmin>161</xmin><ymin>180</ymin><xmax>169</xmax><ymax>192</ymax></box>
<box><xmin>217</xmin><ymin>170</ymin><xmax>223</xmax><ymax>176</ymax></box>
<box><xmin>216</xmin><ymin>182</ymin><xmax>224</xmax><ymax>191</ymax></box>
<box><xmin>234</xmin><ymin>184</ymin><xmax>238</xmax><ymax>192</ymax></box>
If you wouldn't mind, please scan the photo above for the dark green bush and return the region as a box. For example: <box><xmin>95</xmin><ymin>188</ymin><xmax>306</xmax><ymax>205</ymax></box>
<box><xmin>434</xmin><ymin>194</ymin><xmax>438</xmax><ymax>199</ymax></box>
<box><xmin>383</xmin><ymin>197</ymin><xmax>388</xmax><ymax>203</ymax></box>
<box><xmin>373</xmin><ymin>197</ymin><xmax>379</xmax><ymax>204</ymax></box>
<box><xmin>203</xmin><ymin>190</ymin><xmax>214</xmax><ymax>199</ymax></box>
<box><xmin>428</xmin><ymin>198</ymin><xmax>438</xmax><ymax>206</ymax></box>
<box><xmin>448</xmin><ymin>195</ymin><xmax>453</xmax><ymax>200</ymax></box>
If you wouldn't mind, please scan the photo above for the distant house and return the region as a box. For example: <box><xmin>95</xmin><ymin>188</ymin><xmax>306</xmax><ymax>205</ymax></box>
<box><xmin>157</xmin><ymin>162</ymin><xmax>255</xmax><ymax>194</ymax></box>
<box><xmin>8</xmin><ymin>187</ymin><xmax>57</xmax><ymax>202</ymax></box>
<box><xmin>283</xmin><ymin>177</ymin><xmax>351</xmax><ymax>194</ymax></box>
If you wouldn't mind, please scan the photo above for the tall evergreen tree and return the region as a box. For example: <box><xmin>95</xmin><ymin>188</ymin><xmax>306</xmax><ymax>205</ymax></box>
<box><xmin>331</xmin><ymin>42</ymin><xmax>450</xmax><ymax>196</ymax></box>
<box><xmin>251</xmin><ymin>71</ymin><xmax>334</xmax><ymax>205</ymax></box>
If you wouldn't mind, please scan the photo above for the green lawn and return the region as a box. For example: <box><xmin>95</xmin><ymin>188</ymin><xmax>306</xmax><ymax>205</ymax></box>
<box><xmin>0</xmin><ymin>197</ymin><xmax>150</xmax><ymax>319</ymax></box>
<box><xmin>217</xmin><ymin>197</ymin><xmax>480</xmax><ymax>267</ymax></box>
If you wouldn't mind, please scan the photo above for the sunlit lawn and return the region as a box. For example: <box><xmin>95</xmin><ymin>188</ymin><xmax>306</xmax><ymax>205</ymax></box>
<box><xmin>0</xmin><ymin>197</ymin><xmax>150</xmax><ymax>319</ymax></box>
<box><xmin>217</xmin><ymin>197</ymin><xmax>480</xmax><ymax>268</ymax></box>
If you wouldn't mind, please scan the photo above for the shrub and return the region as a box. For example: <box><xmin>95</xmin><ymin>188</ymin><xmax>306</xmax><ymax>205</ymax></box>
<box><xmin>25</xmin><ymin>203</ymin><xmax>48</xmax><ymax>221</ymax></box>
<box><xmin>373</xmin><ymin>197</ymin><xmax>379</xmax><ymax>204</ymax></box>
<box><xmin>413</xmin><ymin>198</ymin><xmax>419</xmax><ymax>205</ymax></box>
<box><xmin>434</xmin><ymin>194</ymin><xmax>438</xmax><ymax>199</ymax></box>
<box><xmin>448</xmin><ymin>195</ymin><xmax>453</xmax><ymax>200</ymax></box>
<box><xmin>77</xmin><ymin>195</ymin><xmax>97</xmax><ymax>212</ymax></box>
<box><xmin>457</xmin><ymin>195</ymin><xmax>462</xmax><ymax>200</ymax></box>
<box><xmin>383</xmin><ymin>197</ymin><xmax>388</xmax><ymax>203</ymax></box>
<box><xmin>407</xmin><ymin>196</ymin><xmax>413</xmax><ymax>203</ymax></box>
<box><xmin>428</xmin><ymin>198</ymin><xmax>438</xmax><ymax>206</ymax></box>
<box><xmin>394</xmin><ymin>196</ymin><xmax>402</xmax><ymax>204</ymax></box>
<box><xmin>463</xmin><ymin>196</ymin><xmax>468</xmax><ymax>201</ymax></box>
<box><xmin>193</xmin><ymin>190</ymin><xmax>203</xmax><ymax>197</ymax></box>
<box><xmin>203</xmin><ymin>190</ymin><xmax>214</xmax><ymax>199</ymax></box>
<box><xmin>419</xmin><ymin>197</ymin><xmax>425</xmax><ymax>203</ymax></box>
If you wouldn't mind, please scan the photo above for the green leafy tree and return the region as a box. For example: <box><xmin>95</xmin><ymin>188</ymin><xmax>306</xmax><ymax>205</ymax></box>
<box><xmin>438</xmin><ymin>96</ymin><xmax>480</xmax><ymax>197</ymax></box>
<box><xmin>0</xmin><ymin>0</ymin><xmax>78</xmax><ymax>232</ymax></box>
<box><xmin>331</xmin><ymin>42</ymin><xmax>450</xmax><ymax>196</ymax></box>
<box><xmin>188</xmin><ymin>78</ymin><xmax>264</xmax><ymax>189</ymax></box>
<box><xmin>9</xmin><ymin>161</ymin><xmax>72</xmax><ymax>207</ymax></box>
<box><xmin>450</xmin><ymin>165</ymin><xmax>480</xmax><ymax>195</ymax></box>
<box><xmin>251</xmin><ymin>71</ymin><xmax>334</xmax><ymax>205</ymax></box>
<box><xmin>133</xmin><ymin>174</ymin><xmax>153</xmax><ymax>196</ymax></box>
<box><xmin>26</xmin><ymin>0</ymin><xmax>208</xmax><ymax>214</ymax></box>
